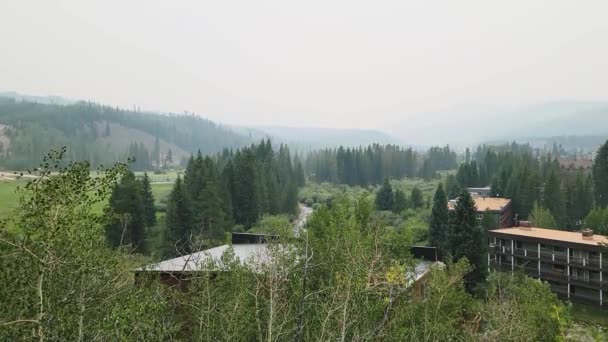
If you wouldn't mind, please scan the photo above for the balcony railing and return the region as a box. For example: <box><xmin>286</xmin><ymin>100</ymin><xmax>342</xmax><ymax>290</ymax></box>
<box><xmin>514</xmin><ymin>248</ymin><xmax>539</xmax><ymax>258</ymax></box>
<box><xmin>539</xmin><ymin>269</ymin><xmax>568</xmax><ymax>283</ymax></box>
<box><xmin>570</xmin><ymin>256</ymin><xmax>602</xmax><ymax>268</ymax></box>
<box><xmin>569</xmin><ymin>274</ymin><xmax>603</xmax><ymax>289</ymax></box>
<box><xmin>570</xmin><ymin>292</ymin><xmax>601</xmax><ymax>305</ymax></box>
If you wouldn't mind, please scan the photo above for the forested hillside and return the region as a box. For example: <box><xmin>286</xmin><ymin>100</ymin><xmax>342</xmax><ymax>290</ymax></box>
<box><xmin>304</xmin><ymin>144</ymin><xmax>457</xmax><ymax>185</ymax></box>
<box><xmin>448</xmin><ymin>142</ymin><xmax>598</xmax><ymax>231</ymax></box>
<box><xmin>0</xmin><ymin>97</ymin><xmax>251</xmax><ymax>169</ymax></box>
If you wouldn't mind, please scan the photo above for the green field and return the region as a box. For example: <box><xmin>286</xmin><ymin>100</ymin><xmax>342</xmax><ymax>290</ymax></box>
<box><xmin>0</xmin><ymin>178</ymin><xmax>175</xmax><ymax>220</ymax></box>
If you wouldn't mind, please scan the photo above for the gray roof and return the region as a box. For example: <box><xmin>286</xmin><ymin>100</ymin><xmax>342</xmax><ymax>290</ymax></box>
<box><xmin>136</xmin><ymin>244</ymin><xmax>276</xmax><ymax>272</ymax></box>
<box><xmin>406</xmin><ymin>260</ymin><xmax>444</xmax><ymax>287</ymax></box>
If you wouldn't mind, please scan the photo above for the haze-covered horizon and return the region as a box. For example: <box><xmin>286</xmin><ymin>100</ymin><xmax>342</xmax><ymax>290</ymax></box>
<box><xmin>1</xmin><ymin>1</ymin><xmax>608</xmax><ymax>144</ymax></box>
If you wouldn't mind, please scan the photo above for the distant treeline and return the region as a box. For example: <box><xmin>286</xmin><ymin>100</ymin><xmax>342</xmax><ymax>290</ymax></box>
<box><xmin>304</xmin><ymin>144</ymin><xmax>457</xmax><ymax>186</ymax></box>
<box><xmin>0</xmin><ymin>97</ymin><xmax>250</xmax><ymax>169</ymax></box>
<box><xmin>161</xmin><ymin>140</ymin><xmax>305</xmax><ymax>256</ymax></box>
<box><xmin>448</xmin><ymin>142</ymin><xmax>595</xmax><ymax>230</ymax></box>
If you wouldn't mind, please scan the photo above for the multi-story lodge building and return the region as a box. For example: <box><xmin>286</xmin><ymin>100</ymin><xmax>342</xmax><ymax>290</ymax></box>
<box><xmin>488</xmin><ymin>224</ymin><xmax>608</xmax><ymax>307</ymax></box>
<box><xmin>449</xmin><ymin>195</ymin><xmax>514</xmax><ymax>228</ymax></box>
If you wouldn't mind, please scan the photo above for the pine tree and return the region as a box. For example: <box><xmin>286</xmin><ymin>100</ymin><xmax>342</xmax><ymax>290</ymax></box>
<box><xmin>392</xmin><ymin>189</ymin><xmax>407</xmax><ymax>213</ymax></box>
<box><xmin>480</xmin><ymin>209</ymin><xmax>498</xmax><ymax>231</ymax></box>
<box><xmin>153</xmin><ymin>136</ymin><xmax>160</xmax><ymax>168</ymax></box>
<box><xmin>105</xmin><ymin>171</ymin><xmax>147</xmax><ymax>253</ymax></box>
<box><xmin>294</xmin><ymin>157</ymin><xmax>306</xmax><ymax>187</ymax></box>
<box><xmin>140</xmin><ymin>171</ymin><xmax>156</xmax><ymax>227</ymax></box>
<box><xmin>165</xmin><ymin>149</ymin><xmax>173</xmax><ymax>168</ymax></box>
<box><xmin>375</xmin><ymin>178</ymin><xmax>394</xmax><ymax>210</ymax></box>
<box><xmin>445</xmin><ymin>174</ymin><xmax>462</xmax><ymax>199</ymax></box>
<box><xmin>448</xmin><ymin>190</ymin><xmax>486</xmax><ymax>288</ymax></box>
<box><xmin>530</xmin><ymin>202</ymin><xmax>558</xmax><ymax>229</ymax></box>
<box><xmin>543</xmin><ymin>170</ymin><xmax>565</xmax><ymax>226</ymax></box>
<box><xmin>593</xmin><ymin>140</ymin><xmax>608</xmax><ymax>207</ymax></box>
<box><xmin>429</xmin><ymin>184</ymin><xmax>449</xmax><ymax>252</ymax></box>
<box><xmin>410</xmin><ymin>186</ymin><xmax>424</xmax><ymax>209</ymax></box>
<box><xmin>198</xmin><ymin>158</ymin><xmax>230</xmax><ymax>244</ymax></box>
<box><xmin>163</xmin><ymin>176</ymin><xmax>194</xmax><ymax>257</ymax></box>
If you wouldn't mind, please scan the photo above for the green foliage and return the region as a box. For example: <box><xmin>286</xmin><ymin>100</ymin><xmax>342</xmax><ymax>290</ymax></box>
<box><xmin>392</xmin><ymin>189</ymin><xmax>407</xmax><ymax>213</ymax></box>
<box><xmin>564</xmin><ymin>171</ymin><xmax>594</xmax><ymax>228</ymax></box>
<box><xmin>410</xmin><ymin>186</ymin><xmax>424</xmax><ymax>209</ymax></box>
<box><xmin>584</xmin><ymin>207</ymin><xmax>608</xmax><ymax>235</ymax></box>
<box><xmin>248</xmin><ymin>214</ymin><xmax>292</xmax><ymax>235</ymax></box>
<box><xmin>375</xmin><ymin>178</ymin><xmax>394</xmax><ymax>210</ymax></box>
<box><xmin>445</xmin><ymin>173</ymin><xmax>462</xmax><ymax>199</ymax></box>
<box><xmin>140</xmin><ymin>172</ymin><xmax>156</xmax><ymax>227</ymax></box>
<box><xmin>0</xmin><ymin>149</ymin><xmax>177</xmax><ymax>340</ymax></box>
<box><xmin>0</xmin><ymin>97</ymin><xmax>251</xmax><ymax>169</ymax></box>
<box><xmin>162</xmin><ymin>175</ymin><xmax>195</xmax><ymax>257</ymax></box>
<box><xmin>594</xmin><ymin>140</ymin><xmax>608</xmax><ymax>207</ymax></box>
<box><xmin>429</xmin><ymin>183</ymin><xmax>449</xmax><ymax>251</ymax></box>
<box><xmin>448</xmin><ymin>190</ymin><xmax>487</xmax><ymax>287</ymax></box>
<box><xmin>306</xmin><ymin>144</ymin><xmax>457</xmax><ymax>186</ymax></box>
<box><xmin>0</xmin><ymin>154</ymin><xmax>574</xmax><ymax>340</ymax></box>
<box><xmin>456</xmin><ymin>142</ymin><xmax>597</xmax><ymax>229</ymax></box>
<box><xmin>482</xmin><ymin>272</ymin><xmax>568</xmax><ymax>341</ymax></box>
<box><xmin>544</xmin><ymin>170</ymin><xmax>566</xmax><ymax>225</ymax></box>
<box><xmin>104</xmin><ymin>170</ymin><xmax>147</xmax><ymax>253</ymax></box>
<box><xmin>389</xmin><ymin>259</ymin><xmax>476</xmax><ymax>340</ymax></box>
<box><xmin>530</xmin><ymin>202</ymin><xmax>558</xmax><ymax>229</ymax></box>
<box><xmin>480</xmin><ymin>209</ymin><xmax>499</xmax><ymax>231</ymax></box>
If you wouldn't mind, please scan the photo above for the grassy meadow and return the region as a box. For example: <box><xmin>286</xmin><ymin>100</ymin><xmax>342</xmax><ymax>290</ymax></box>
<box><xmin>0</xmin><ymin>174</ymin><xmax>176</xmax><ymax>221</ymax></box>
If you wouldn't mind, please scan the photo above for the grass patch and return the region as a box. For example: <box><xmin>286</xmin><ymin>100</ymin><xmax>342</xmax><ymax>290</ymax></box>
<box><xmin>0</xmin><ymin>179</ymin><xmax>175</xmax><ymax>220</ymax></box>
<box><xmin>571</xmin><ymin>303</ymin><xmax>608</xmax><ymax>326</ymax></box>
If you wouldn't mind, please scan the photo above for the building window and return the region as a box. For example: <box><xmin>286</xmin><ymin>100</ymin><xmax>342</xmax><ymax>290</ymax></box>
<box><xmin>553</xmin><ymin>265</ymin><xmax>566</xmax><ymax>274</ymax></box>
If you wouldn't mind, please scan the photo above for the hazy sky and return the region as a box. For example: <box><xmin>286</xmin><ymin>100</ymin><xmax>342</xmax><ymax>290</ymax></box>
<box><xmin>1</xmin><ymin>1</ymin><xmax>607</xmax><ymax>135</ymax></box>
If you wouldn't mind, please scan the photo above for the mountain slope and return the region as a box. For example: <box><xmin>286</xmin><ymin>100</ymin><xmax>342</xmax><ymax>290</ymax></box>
<box><xmin>390</xmin><ymin>101</ymin><xmax>608</xmax><ymax>146</ymax></box>
<box><xmin>236</xmin><ymin>125</ymin><xmax>400</xmax><ymax>150</ymax></box>
<box><xmin>0</xmin><ymin>96</ymin><xmax>251</xmax><ymax>169</ymax></box>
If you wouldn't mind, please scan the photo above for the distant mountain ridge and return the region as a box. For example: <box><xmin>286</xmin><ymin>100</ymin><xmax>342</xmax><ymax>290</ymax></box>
<box><xmin>389</xmin><ymin>101</ymin><xmax>608</xmax><ymax>146</ymax></box>
<box><xmin>235</xmin><ymin>125</ymin><xmax>400</xmax><ymax>151</ymax></box>
<box><xmin>0</xmin><ymin>91</ymin><xmax>75</xmax><ymax>106</ymax></box>
<box><xmin>0</xmin><ymin>95</ymin><xmax>252</xmax><ymax>169</ymax></box>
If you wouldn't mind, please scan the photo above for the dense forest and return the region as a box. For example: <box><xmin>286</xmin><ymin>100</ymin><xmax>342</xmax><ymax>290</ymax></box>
<box><xmin>445</xmin><ymin>142</ymin><xmax>602</xmax><ymax>232</ymax></box>
<box><xmin>0</xmin><ymin>152</ymin><xmax>569</xmax><ymax>340</ymax></box>
<box><xmin>104</xmin><ymin>140</ymin><xmax>305</xmax><ymax>257</ymax></box>
<box><xmin>304</xmin><ymin>144</ymin><xmax>456</xmax><ymax>186</ymax></box>
<box><xmin>0</xmin><ymin>97</ymin><xmax>251</xmax><ymax>169</ymax></box>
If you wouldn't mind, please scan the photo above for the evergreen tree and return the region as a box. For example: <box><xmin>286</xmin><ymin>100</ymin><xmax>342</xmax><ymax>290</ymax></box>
<box><xmin>392</xmin><ymin>189</ymin><xmax>407</xmax><ymax>213</ymax></box>
<box><xmin>543</xmin><ymin>170</ymin><xmax>565</xmax><ymax>226</ymax></box>
<box><xmin>163</xmin><ymin>176</ymin><xmax>194</xmax><ymax>257</ymax></box>
<box><xmin>165</xmin><ymin>149</ymin><xmax>173</xmax><ymax>168</ymax></box>
<box><xmin>445</xmin><ymin>174</ymin><xmax>462</xmax><ymax>199</ymax></box>
<box><xmin>153</xmin><ymin>136</ymin><xmax>160</xmax><ymax>168</ymax></box>
<box><xmin>480</xmin><ymin>209</ymin><xmax>498</xmax><ymax>231</ymax></box>
<box><xmin>104</xmin><ymin>171</ymin><xmax>147</xmax><ymax>253</ymax></box>
<box><xmin>448</xmin><ymin>190</ymin><xmax>487</xmax><ymax>288</ymax></box>
<box><xmin>294</xmin><ymin>156</ymin><xmax>306</xmax><ymax>187</ymax></box>
<box><xmin>140</xmin><ymin>171</ymin><xmax>156</xmax><ymax>228</ymax></box>
<box><xmin>584</xmin><ymin>208</ymin><xmax>608</xmax><ymax>235</ymax></box>
<box><xmin>375</xmin><ymin>178</ymin><xmax>394</xmax><ymax>210</ymax></box>
<box><xmin>530</xmin><ymin>202</ymin><xmax>558</xmax><ymax>229</ymax></box>
<box><xmin>230</xmin><ymin>150</ymin><xmax>261</xmax><ymax>227</ymax></box>
<box><xmin>429</xmin><ymin>184</ymin><xmax>449</xmax><ymax>252</ymax></box>
<box><xmin>593</xmin><ymin>140</ymin><xmax>608</xmax><ymax>207</ymax></box>
<box><xmin>410</xmin><ymin>186</ymin><xmax>424</xmax><ymax>209</ymax></box>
